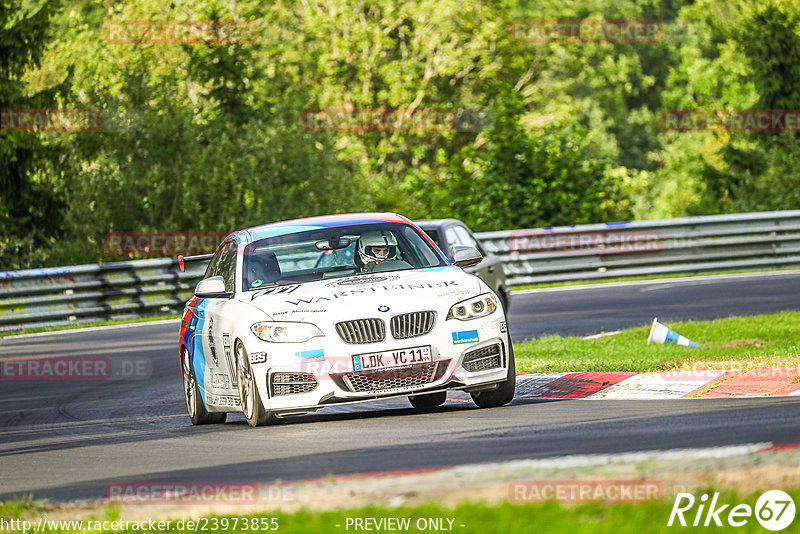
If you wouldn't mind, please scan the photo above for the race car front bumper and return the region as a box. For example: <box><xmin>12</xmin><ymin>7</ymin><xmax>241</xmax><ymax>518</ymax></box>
<box><xmin>246</xmin><ymin>313</ymin><xmax>511</xmax><ymax>414</ymax></box>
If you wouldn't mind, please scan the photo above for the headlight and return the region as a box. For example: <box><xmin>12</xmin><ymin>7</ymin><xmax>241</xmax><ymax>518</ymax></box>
<box><xmin>446</xmin><ymin>294</ymin><xmax>497</xmax><ymax>321</ymax></box>
<box><xmin>251</xmin><ymin>322</ymin><xmax>324</xmax><ymax>343</ymax></box>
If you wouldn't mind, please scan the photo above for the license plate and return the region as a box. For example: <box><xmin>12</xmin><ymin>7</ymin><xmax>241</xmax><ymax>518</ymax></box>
<box><xmin>353</xmin><ymin>346</ymin><xmax>432</xmax><ymax>372</ymax></box>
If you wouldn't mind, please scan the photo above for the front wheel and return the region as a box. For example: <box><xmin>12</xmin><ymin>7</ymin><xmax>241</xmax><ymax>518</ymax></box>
<box><xmin>409</xmin><ymin>391</ymin><xmax>447</xmax><ymax>409</ymax></box>
<box><xmin>235</xmin><ymin>341</ymin><xmax>276</xmax><ymax>427</ymax></box>
<box><xmin>182</xmin><ymin>347</ymin><xmax>226</xmax><ymax>425</ymax></box>
<box><xmin>470</xmin><ymin>343</ymin><xmax>516</xmax><ymax>408</ymax></box>
<box><xmin>498</xmin><ymin>289</ymin><xmax>510</xmax><ymax>313</ymax></box>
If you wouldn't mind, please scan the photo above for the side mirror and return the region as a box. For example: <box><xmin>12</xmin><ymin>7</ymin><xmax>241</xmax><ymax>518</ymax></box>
<box><xmin>452</xmin><ymin>245</ymin><xmax>482</xmax><ymax>268</ymax></box>
<box><xmin>195</xmin><ymin>276</ymin><xmax>231</xmax><ymax>298</ymax></box>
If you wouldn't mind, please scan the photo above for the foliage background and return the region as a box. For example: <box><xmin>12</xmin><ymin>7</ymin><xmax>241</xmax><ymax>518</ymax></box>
<box><xmin>2</xmin><ymin>0</ymin><xmax>799</xmax><ymax>269</ymax></box>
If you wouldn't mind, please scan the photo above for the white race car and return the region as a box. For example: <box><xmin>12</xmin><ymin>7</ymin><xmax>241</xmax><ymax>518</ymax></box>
<box><xmin>178</xmin><ymin>213</ymin><xmax>515</xmax><ymax>427</ymax></box>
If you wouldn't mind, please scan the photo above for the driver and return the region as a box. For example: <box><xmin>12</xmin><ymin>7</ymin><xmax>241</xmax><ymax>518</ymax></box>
<box><xmin>357</xmin><ymin>230</ymin><xmax>398</xmax><ymax>271</ymax></box>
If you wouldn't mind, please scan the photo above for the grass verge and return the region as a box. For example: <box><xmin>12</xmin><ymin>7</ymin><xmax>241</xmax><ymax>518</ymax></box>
<box><xmin>0</xmin><ymin>315</ymin><xmax>180</xmax><ymax>338</ymax></box>
<box><xmin>514</xmin><ymin>311</ymin><xmax>800</xmax><ymax>373</ymax></box>
<box><xmin>2</xmin><ymin>490</ymin><xmax>796</xmax><ymax>533</ymax></box>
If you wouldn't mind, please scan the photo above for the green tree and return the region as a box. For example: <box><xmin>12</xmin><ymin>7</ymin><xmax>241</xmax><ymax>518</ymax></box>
<box><xmin>0</xmin><ymin>0</ymin><xmax>69</xmax><ymax>269</ymax></box>
<box><xmin>18</xmin><ymin>0</ymin><xmax>800</xmax><ymax>268</ymax></box>
<box><xmin>446</xmin><ymin>90</ymin><xmax>631</xmax><ymax>231</ymax></box>
<box><xmin>655</xmin><ymin>0</ymin><xmax>800</xmax><ymax>216</ymax></box>
<box><xmin>710</xmin><ymin>1</ymin><xmax>800</xmax><ymax>212</ymax></box>
<box><xmin>38</xmin><ymin>0</ymin><xmax>364</xmax><ymax>264</ymax></box>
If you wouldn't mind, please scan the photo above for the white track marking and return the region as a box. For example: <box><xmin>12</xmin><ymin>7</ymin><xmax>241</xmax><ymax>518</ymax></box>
<box><xmin>588</xmin><ymin>371</ymin><xmax>728</xmax><ymax>399</ymax></box>
<box><xmin>512</xmin><ymin>269</ymin><xmax>800</xmax><ymax>295</ymax></box>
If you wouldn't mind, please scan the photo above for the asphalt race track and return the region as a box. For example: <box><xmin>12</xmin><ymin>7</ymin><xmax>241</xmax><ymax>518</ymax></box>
<box><xmin>1</xmin><ymin>272</ymin><xmax>799</xmax><ymax>502</ymax></box>
<box><xmin>508</xmin><ymin>271</ymin><xmax>800</xmax><ymax>340</ymax></box>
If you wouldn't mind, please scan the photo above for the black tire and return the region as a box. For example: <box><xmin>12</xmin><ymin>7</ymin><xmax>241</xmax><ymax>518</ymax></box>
<box><xmin>470</xmin><ymin>343</ymin><xmax>516</xmax><ymax>408</ymax></box>
<box><xmin>498</xmin><ymin>289</ymin><xmax>510</xmax><ymax>313</ymax></box>
<box><xmin>235</xmin><ymin>341</ymin><xmax>276</xmax><ymax>427</ymax></box>
<box><xmin>182</xmin><ymin>347</ymin><xmax>227</xmax><ymax>425</ymax></box>
<box><xmin>409</xmin><ymin>391</ymin><xmax>447</xmax><ymax>409</ymax></box>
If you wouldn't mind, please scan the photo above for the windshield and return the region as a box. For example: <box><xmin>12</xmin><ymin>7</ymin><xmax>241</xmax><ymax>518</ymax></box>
<box><xmin>241</xmin><ymin>223</ymin><xmax>445</xmax><ymax>291</ymax></box>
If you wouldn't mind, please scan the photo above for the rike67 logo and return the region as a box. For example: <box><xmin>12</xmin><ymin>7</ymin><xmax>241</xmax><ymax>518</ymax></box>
<box><xmin>668</xmin><ymin>491</ymin><xmax>796</xmax><ymax>530</ymax></box>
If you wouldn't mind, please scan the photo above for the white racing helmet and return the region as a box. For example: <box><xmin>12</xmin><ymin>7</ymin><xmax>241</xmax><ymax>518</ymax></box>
<box><xmin>357</xmin><ymin>230</ymin><xmax>398</xmax><ymax>267</ymax></box>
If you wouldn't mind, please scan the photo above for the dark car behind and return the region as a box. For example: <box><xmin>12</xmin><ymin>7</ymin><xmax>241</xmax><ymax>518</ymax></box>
<box><xmin>415</xmin><ymin>218</ymin><xmax>510</xmax><ymax>311</ymax></box>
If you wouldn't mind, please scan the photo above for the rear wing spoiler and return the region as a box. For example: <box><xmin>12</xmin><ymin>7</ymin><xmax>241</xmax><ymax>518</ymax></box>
<box><xmin>177</xmin><ymin>253</ymin><xmax>214</xmax><ymax>272</ymax></box>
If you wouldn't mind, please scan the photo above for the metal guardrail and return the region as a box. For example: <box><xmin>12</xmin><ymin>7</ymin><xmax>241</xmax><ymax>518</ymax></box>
<box><xmin>2</xmin><ymin>210</ymin><xmax>799</xmax><ymax>333</ymax></box>
<box><xmin>476</xmin><ymin>210</ymin><xmax>800</xmax><ymax>285</ymax></box>
<box><xmin>0</xmin><ymin>259</ymin><xmax>207</xmax><ymax>333</ymax></box>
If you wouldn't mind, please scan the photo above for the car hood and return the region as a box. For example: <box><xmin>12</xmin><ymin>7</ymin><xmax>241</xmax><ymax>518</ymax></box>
<box><xmin>243</xmin><ymin>266</ymin><xmax>481</xmax><ymax>321</ymax></box>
